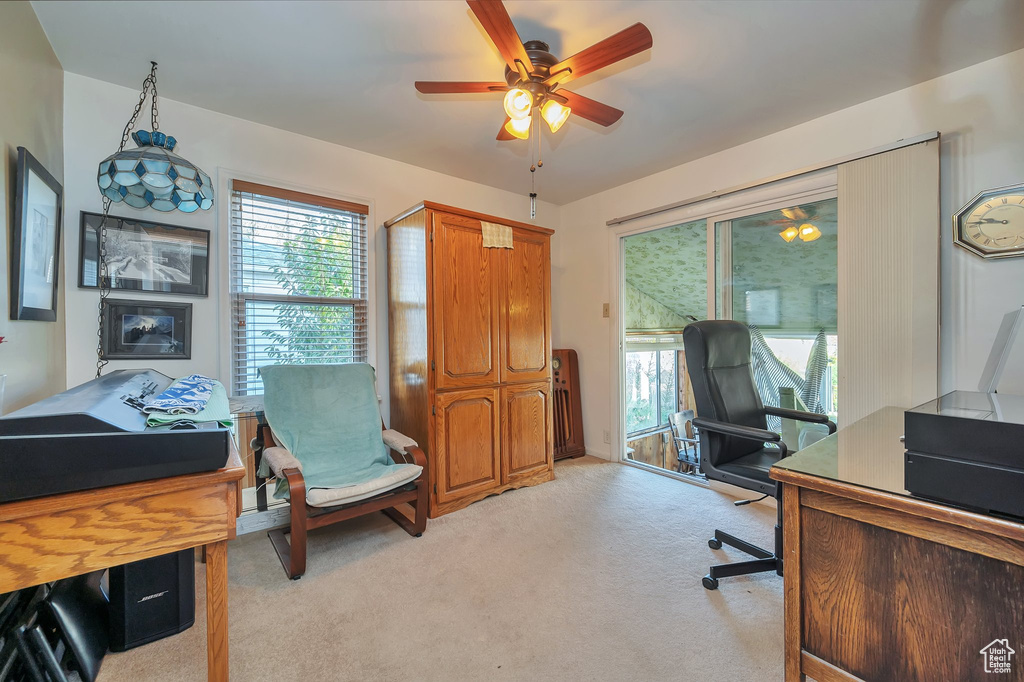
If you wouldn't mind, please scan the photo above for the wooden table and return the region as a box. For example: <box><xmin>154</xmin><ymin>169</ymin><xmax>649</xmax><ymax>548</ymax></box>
<box><xmin>0</xmin><ymin>441</ymin><xmax>245</xmax><ymax>681</ymax></box>
<box><xmin>771</xmin><ymin>408</ymin><xmax>1024</xmax><ymax>681</ymax></box>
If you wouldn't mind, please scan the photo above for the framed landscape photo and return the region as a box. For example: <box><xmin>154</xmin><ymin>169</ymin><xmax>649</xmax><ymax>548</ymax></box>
<box><xmin>79</xmin><ymin>212</ymin><xmax>210</xmax><ymax>296</ymax></box>
<box><xmin>11</xmin><ymin>147</ymin><xmax>63</xmax><ymax>321</ymax></box>
<box><xmin>101</xmin><ymin>299</ymin><xmax>192</xmax><ymax>360</ymax></box>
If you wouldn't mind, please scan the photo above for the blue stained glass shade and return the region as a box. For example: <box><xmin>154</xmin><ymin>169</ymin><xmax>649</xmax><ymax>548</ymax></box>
<box><xmin>96</xmin><ymin>130</ymin><xmax>212</xmax><ymax>212</ymax></box>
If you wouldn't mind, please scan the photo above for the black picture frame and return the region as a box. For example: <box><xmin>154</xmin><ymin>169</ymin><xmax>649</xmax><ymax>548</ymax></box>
<box><xmin>11</xmin><ymin>147</ymin><xmax>63</xmax><ymax>321</ymax></box>
<box><xmin>78</xmin><ymin>211</ymin><xmax>210</xmax><ymax>296</ymax></box>
<box><xmin>101</xmin><ymin>298</ymin><xmax>192</xmax><ymax>360</ymax></box>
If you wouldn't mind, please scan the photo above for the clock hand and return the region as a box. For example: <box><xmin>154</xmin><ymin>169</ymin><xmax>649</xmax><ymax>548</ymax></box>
<box><xmin>969</xmin><ymin>218</ymin><xmax>1010</xmax><ymax>224</ymax></box>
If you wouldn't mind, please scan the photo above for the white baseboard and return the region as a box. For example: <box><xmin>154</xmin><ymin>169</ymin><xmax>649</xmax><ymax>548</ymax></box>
<box><xmin>236</xmin><ymin>505</ymin><xmax>291</xmax><ymax>535</ymax></box>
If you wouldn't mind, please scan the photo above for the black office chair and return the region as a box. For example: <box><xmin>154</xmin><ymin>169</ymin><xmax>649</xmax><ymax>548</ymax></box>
<box><xmin>682</xmin><ymin>320</ymin><xmax>835</xmax><ymax>590</ymax></box>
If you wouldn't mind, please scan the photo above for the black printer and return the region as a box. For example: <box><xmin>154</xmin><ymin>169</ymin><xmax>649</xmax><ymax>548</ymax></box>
<box><xmin>904</xmin><ymin>390</ymin><xmax>1024</xmax><ymax>519</ymax></box>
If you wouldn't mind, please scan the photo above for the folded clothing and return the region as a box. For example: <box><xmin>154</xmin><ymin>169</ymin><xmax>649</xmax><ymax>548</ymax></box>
<box><xmin>143</xmin><ymin>373</ymin><xmax>216</xmax><ymax>415</ymax></box>
<box><xmin>145</xmin><ymin>379</ymin><xmax>232</xmax><ymax>428</ymax></box>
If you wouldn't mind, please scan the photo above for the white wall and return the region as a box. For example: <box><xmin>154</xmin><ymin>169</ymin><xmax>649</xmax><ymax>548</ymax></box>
<box><xmin>554</xmin><ymin>48</ymin><xmax>1024</xmax><ymax>459</ymax></box>
<box><xmin>0</xmin><ymin>1</ymin><xmax>65</xmax><ymax>413</ymax></box>
<box><xmin>62</xmin><ymin>73</ymin><xmax>560</xmax><ymax>422</ymax></box>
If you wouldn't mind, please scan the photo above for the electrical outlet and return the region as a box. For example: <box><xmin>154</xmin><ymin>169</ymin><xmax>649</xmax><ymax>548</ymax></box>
<box><xmin>602</xmin><ymin>303</ymin><xmax>610</xmax><ymax>318</ymax></box>
<box><xmin>603</xmin><ymin>429</ymin><xmax>610</xmax><ymax>444</ymax></box>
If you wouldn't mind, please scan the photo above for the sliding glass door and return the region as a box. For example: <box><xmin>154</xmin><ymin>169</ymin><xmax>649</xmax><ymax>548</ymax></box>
<box><xmin>712</xmin><ymin>196</ymin><xmax>839</xmax><ymax>447</ymax></box>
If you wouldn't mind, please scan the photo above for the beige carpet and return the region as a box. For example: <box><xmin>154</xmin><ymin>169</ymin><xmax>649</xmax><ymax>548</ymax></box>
<box><xmin>99</xmin><ymin>457</ymin><xmax>783</xmax><ymax>681</ymax></box>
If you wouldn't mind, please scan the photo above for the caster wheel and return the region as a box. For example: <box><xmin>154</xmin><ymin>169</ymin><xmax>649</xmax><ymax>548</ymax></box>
<box><xmin>708</xmin><ymin>538</ymin><xmax>723</xmax><ymax>550</ymax></box>
<box><xmin>702</xmin><ymin>575</ymin><xmax>719</xmax><ymax>590</ymax></box>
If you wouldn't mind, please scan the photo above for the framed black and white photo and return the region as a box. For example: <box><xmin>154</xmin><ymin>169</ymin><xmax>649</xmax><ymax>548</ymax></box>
<box><xmin>79</xmin><ymin>212</ymin><xmax>210</xmax><ymax>296</ymax></box>
<box><xmin>101</xmin><ymin>299</ymin><xmax>192</xmax><ymax>360</ymax></box>
<box><xmin>11</xmin><ymin>147</ymin><xmax>63</xmax><ymax>321</ymax></box>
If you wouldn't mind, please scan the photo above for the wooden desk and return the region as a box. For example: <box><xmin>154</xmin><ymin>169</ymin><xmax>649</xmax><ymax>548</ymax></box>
<box><xmin>771</xmin><ymin>408</ymin><xmax>1024</xmax><ymax>681</ymax></box>
<box><xmin>0</xmin><ymin>441</ymin><xmax>245</xmax><ymax>681</ymax></box>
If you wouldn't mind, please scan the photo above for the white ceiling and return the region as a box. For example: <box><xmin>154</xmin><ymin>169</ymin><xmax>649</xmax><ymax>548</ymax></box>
<box><xmin>33</xmin><ymin>0</ymin><xmax>1024</xmax><ymax>205</ymax></box>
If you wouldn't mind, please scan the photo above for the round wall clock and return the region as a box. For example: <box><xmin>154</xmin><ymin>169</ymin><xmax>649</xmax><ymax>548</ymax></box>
<box><xmin>953</xmin><ymin>183</ymin><xmax>1024</xmax><ymax>259</ymax></box>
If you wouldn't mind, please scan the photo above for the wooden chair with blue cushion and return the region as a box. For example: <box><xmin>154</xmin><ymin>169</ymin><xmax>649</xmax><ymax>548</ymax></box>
<box><xmin>258</xmin><ymin>364</ymin><xmax>428</xmax><ymax>579</ymax></box>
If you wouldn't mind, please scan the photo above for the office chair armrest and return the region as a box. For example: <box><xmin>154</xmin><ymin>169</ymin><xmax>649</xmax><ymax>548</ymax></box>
<box><xmin>692</xmin><ymin>417</ymin><xmax>781</xmax><ymax>444</ymax></box>
<box><xmin>764</xmin><ymin>406</ymin><xmax>837</xmax><ymax>434</ymax></box>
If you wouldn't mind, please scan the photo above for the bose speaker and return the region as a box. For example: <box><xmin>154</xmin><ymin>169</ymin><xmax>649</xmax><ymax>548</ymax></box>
<box><xmin>108</xmin><ymin>549</ymin><xmax>196</xmax><ymax>651</ymax></box>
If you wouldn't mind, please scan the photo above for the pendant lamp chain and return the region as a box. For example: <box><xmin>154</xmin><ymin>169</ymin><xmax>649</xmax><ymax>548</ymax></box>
<box><xmin>95</xmin><ymin>62</ymin><xmax>160</xmax><ymax>378</ymax></box>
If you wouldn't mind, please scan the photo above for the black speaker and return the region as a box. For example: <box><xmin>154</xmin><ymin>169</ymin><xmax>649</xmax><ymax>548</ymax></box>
<box><xmin>107</xmin><ymin>549</ymin><xmax>195</xmax><ymax>652</ymax></box>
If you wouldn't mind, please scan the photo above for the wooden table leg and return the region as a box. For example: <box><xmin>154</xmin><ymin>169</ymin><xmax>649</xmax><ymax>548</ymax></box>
<box><xmin>205</xmin><ymin>540</ymin><xmax>229</xmax><ymax>681</ymax></box>
<box><xmin>782</xmin><ymin>484</ymin><xmax>805</xmax><ymax>681</ymax></box>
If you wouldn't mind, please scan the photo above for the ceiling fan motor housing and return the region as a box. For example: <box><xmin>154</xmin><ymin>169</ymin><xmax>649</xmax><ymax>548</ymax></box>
<box><xmin>504</xmin><ymin>40</ymin><xmax>560</xmax><ymax>100</ymax></box>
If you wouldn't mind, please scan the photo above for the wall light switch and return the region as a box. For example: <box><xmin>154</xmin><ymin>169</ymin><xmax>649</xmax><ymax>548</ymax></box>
<box><xmin>602</xmin><ymin>303</ymin><xmax>610</xmax><ymax>318</ymax></box>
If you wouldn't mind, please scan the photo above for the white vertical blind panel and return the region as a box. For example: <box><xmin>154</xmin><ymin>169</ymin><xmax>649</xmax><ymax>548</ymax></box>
<box><xmin>837</xmin><ymin>141</ymin><xmax>940</xmax><ymax>427</ymax></box>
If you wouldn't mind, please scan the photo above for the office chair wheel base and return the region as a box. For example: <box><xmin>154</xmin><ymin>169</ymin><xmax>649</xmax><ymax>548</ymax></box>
<box><xmin>702</xmin><ymin>575</ymin><xmax>719</xmax><ymax>590</ymax></box>
<box><xmin>708</xmin><ymin>538</ymin><xmax>723</xmax><ymax>550</ymax></box>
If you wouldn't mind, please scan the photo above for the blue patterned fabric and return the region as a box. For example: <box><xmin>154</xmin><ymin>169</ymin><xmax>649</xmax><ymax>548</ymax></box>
<box><xmin>142</xmin><ymin>373</ymin><xmax>216</xmax><ymax>415</ymax></box>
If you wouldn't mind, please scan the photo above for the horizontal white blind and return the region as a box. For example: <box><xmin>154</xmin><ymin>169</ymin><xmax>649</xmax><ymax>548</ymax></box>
<box><xmin>230</xmin><ymin>183</ymin><xmax>368</xmax><ymax>395</ymax></box>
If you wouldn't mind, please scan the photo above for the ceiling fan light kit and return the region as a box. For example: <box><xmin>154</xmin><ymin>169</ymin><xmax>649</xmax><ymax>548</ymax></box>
<box><xmin>414</xmin><ymin>0</ymin><xmax>652</xmax><ymax>213</ymax></box>
<box><xmin>779</xmin><ymin>226</ymin><xmax>799</xmax><ymax>243</ymax></box>
<box><xmin>798</xmin><ymin>223</ymin><xmax>822</xmax><ymax>242</ymax></box>
<box><xmin>541</xmin><ymin>99</ymin><xmax>570</xmax><ymax>133</ymax></box>
<box><xmin>503</xmin><ymin>88</ymin><xmax>534</xmax><ymax>120</ymax></box>
<box><xmin>504</xmin><ymin>116</ymin><xmax>532</xmax><ymax>140</ymax></box>
<box><xmin>415</xmin><ymin>0</ymin><xmax>652</xmax><ymax>141</ymax></box>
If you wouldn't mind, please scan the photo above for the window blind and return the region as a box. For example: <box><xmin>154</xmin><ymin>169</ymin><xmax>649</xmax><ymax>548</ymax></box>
<box><xmin>229</xmin><ymin>181</ymin><xmax>369</xmax><ymax>395</ymax></box>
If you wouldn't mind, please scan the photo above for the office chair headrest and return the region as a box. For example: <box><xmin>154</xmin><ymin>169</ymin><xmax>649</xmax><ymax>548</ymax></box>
<box><xmin>682</xmin><ymin>320</ymin><xmax>752</xmax><ymax>369</ymax></box>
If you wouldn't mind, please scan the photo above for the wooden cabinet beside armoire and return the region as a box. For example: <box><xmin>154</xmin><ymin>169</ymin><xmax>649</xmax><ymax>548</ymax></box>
<box><xmin>385</xmin><ymin>202</ymin><xmax>554</xmax><ymax>517</ymax></box>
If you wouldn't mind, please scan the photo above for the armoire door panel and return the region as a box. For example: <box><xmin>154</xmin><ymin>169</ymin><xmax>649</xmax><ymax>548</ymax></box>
<box><xmin>501</xmin><ymin>229</ymin><xmax>551</xmax><ymax>384</ymax></box>
<box><xmin>434</xmin><ymin>388</ymin><xmax>501</xmax><ymax>503</ymax></box>
<box><xmin>501</xmin><ymin>382</ymin><xmax>553</xmax><ymax>484</ymax></box>
<box><xmin>432</xmin><ymin>212</ymin><xmax>500</xmax><ymax>389</ymax></box>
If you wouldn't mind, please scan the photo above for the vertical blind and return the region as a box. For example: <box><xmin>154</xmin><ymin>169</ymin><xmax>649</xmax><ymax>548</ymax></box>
<box><xmin>836</xmin><ymin>140</ymin><xmax>939</xmax><ymax>426</ymax></box>
<box><xmin>229</xmin><ymin>180</ymin><xmax>369</xmax><ymax>395</ymax></box>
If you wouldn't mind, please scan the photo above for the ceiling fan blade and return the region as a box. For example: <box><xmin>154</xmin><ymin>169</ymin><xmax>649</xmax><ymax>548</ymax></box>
<box><xmin>497</xmin><ymin>118</ymin><xmax>516</xmax><ymax>140</ymax></box>
<box><xmin>467</xmin><ymin>0</ymin><xmax>532</xmax><ymax>73</ymax></box>
<box><xmin>549</xmin><ymin>23</ymin><xmax>653</xmax><ymax>84</ymax></box>
<box><xmin>559</xmin><ymin>90</ymin><xmax>624</xmax><ymax>127</ymax></box>
<box><xmin>415</xmin><ymin>81</ymin><xmax>507</xmax><ymax>94</ymax></box>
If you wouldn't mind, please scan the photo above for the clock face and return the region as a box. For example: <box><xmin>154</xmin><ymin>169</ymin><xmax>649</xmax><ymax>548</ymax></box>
<box><xmin>954</xmin><ymin>184</ymin><xmax>1024</xmax><ymax>259</ymax></box>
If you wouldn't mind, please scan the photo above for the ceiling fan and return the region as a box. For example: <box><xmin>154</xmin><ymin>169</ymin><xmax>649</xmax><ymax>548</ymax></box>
<box><xmin>771</xmin><ymin>206</ymin><xmax>824</xmax><ymax>243</ymax></box>
<box><xmin>415</xmin><ymin>0</ymin><xmax>653</xmax><ymax>141</ymax></box>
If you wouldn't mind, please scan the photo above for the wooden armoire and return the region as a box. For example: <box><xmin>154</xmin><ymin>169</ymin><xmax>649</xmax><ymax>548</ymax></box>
<box><xmin>385</xmin><ymin>202</ymin><xmax>554</xmax><ymax>517</ymax></box>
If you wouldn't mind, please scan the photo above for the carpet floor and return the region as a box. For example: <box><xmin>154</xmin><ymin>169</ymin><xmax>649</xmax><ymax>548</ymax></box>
<box><xmin>99</xmin><ymin>457</ymin><xmax>783</xmax><ymax>681</ymax></box>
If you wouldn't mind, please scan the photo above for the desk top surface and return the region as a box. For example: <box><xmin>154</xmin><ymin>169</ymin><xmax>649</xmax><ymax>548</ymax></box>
<box><xmin>771</xmin><ymin>406</ymin><xmax>909</xmax><ymax>496</ymax></box>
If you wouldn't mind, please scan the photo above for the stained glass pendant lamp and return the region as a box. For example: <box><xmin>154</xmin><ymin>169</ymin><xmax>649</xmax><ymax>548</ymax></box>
<box><xmin>96</xmin><ymin>62</ymin><xmax>213</xmax><ymax>213</ymax></box>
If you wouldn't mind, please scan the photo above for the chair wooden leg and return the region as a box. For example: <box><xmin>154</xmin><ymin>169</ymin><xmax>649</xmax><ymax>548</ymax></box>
<box><xmin>382</xmin><ymin>478</ymin><xmax>428</xmax><ymax>537</ymax></box>
<box><xmin>268</xmin><ymin>468</ymin><xmax>308</xmax><ymax>580</ymax></box>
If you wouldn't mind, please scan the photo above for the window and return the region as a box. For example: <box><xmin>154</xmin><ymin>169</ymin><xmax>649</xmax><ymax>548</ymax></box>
<box><xmin>229</xmin><ymin>181</ymin><xmax>368</xmax><ymax>395</ymax></box>
<box><xmin>625</xmin><ymin>338</ymin><xmax>679</xmax><ymax>435</ymax></box>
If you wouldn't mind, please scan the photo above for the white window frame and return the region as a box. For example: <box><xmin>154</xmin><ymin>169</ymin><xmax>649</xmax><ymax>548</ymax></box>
<box><xmin>217</xmin><ymin>169</ymin><xmax>376</xmax><ymax>397</ymax></box>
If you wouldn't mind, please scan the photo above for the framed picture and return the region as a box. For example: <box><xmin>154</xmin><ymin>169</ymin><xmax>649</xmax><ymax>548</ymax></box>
<box><xmin>101</xmin><ymin>298</ymin><xmax>192</xmax><ymax>360</ymax></box>
<box><xmin>744</xmin><ymin>288</ymin><xmax>781</xmax><ymax>327</ymax></box>
<box><xmin>11</xmin><ymin>147</ymin><xmax>63</xmax><ymax>321</ymax></box>
<box><xmin>79</xmin><ymin>212</ymin><xmax>210</xmax><ymax>296</ymax></box>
